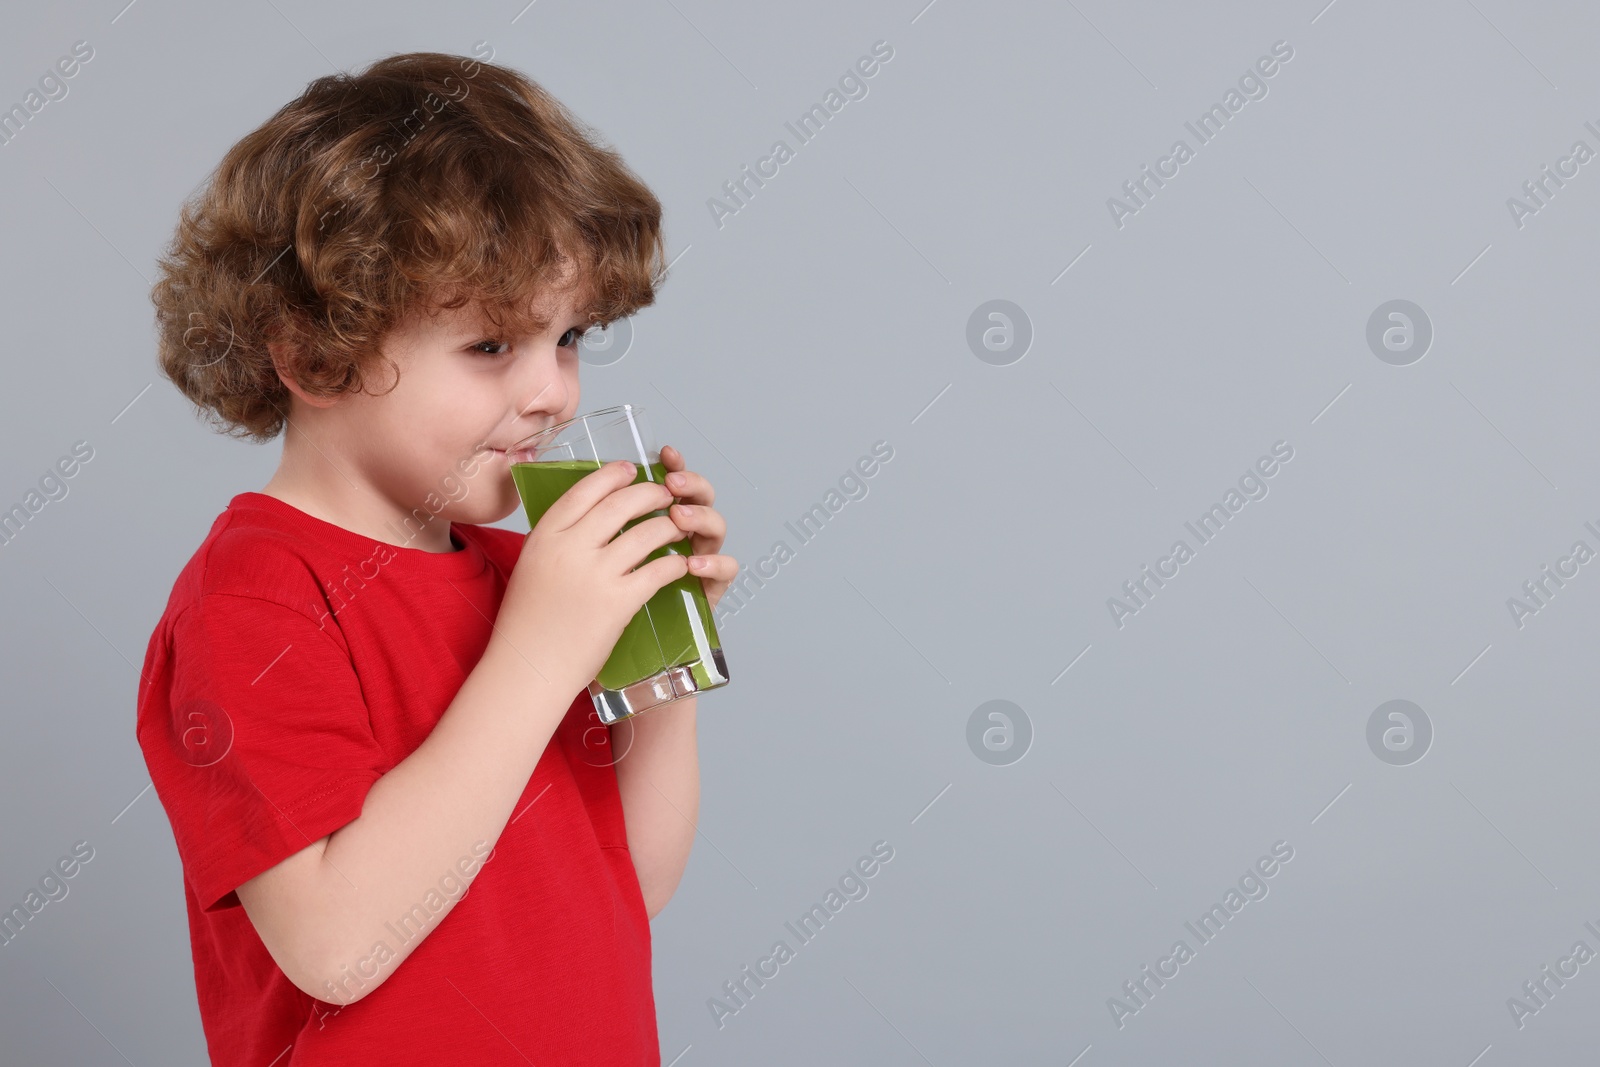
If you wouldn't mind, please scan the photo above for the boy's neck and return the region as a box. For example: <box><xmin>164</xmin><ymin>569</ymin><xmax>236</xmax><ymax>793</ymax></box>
<box><xmin>261</xmin><ymin>433</ymin><xmax>458</xmax><ymax>554</ymax></box>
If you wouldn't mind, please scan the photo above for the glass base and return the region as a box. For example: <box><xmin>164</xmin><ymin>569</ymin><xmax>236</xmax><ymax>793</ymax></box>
<box><xmin>589</xmin><ymin>646</ymin><xmax>730</xmax><ymax>725</ymax></box>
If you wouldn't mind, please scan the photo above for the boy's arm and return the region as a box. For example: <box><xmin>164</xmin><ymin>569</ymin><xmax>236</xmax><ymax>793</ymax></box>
<box><xmin>235</xmin><ymin>634</ymin><xmax>579</xmax><ymax>1004</ymax></box>
<box><xmin>610</xmin><ymin>695</ymin><xmax>700</xmax><ymax>918</ymax></box>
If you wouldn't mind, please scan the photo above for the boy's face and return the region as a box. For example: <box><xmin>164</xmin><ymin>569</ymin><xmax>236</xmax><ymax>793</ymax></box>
<box><xmin>313</xmin><ymin>285</ymin><xmax>589</xmax><ymax>529</ymax></box>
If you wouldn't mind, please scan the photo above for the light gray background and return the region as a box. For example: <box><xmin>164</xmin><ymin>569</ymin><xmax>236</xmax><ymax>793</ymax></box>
<box><xmin>2</xmin><ymin>0</ymin><xmax>1596</xmax><ymax>1063</ymax></box>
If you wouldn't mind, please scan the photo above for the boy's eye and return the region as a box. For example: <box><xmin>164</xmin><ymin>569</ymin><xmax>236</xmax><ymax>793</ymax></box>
<box><xmin>472</xmin><ymin>328</ymin><xmax>585</xmax><ymax>355</ymax></box>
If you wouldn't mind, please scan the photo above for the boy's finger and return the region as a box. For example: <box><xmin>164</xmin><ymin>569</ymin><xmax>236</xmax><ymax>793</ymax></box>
<box><xmin>670</xmin><ymin>502</ymin><xmax>725</xmax><ymax>543</ymax></box>
<box><xmin>687</xmin><ymin>553</ymin><xmax>738</xmax><ymax>578</ymax></box>
<box><xmin>537</xmin><ymin>460</ymin><xmax>641</xmax><ymax>532</ymax></box>
<box><xmin>664</xmin><ymin>468</ymin><xmax>714</xmax><ymax>505</ymax></box>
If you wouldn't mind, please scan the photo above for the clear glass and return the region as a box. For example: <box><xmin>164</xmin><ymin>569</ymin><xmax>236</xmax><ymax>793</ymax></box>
<box><xmin>506</xmin><ymin>404</ymin><xmax>729</xmax><ymax>723</ymax></box>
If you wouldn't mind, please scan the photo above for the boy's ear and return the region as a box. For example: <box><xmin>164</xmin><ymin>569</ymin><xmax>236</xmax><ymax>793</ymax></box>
<box><xmin>267</xmin><ymin>339</ymin><xmax>341</xmax><ymax>409</ymax></box>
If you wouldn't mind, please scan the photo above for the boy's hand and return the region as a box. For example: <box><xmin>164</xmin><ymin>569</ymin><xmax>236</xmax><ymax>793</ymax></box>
<box><xmin>496</xmin><ymin>460</ymin><xmax>692</xmax><ymax>692</ymax></box>
<box><xmin>659</xmin><ymin>444</ymin><xmax>737</xmax><ymax>610</ymax></box>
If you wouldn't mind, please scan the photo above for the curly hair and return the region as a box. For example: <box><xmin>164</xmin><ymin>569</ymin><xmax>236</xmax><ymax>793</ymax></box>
<box><xmin>151</xmin><ymin>50</ymin><xmax>667</xmax><ymax>442</ymax></box>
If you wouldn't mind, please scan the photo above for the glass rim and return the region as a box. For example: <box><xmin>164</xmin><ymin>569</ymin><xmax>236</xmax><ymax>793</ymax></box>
<box><xmin>507</xmin><ymin>403</ymin><xmax>644</xmax><ymax>453</ymax></box>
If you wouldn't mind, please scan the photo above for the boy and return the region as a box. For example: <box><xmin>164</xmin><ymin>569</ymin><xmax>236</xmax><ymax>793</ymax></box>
<box><xmin>136</xmin><ymin>50</ymin><xmax>736</xmax><ymax>1065</ymax></box>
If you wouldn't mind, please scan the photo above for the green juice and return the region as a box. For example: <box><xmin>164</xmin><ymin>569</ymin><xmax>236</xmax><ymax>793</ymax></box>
<box><xmin>510</xmin><ymin>459</ymin><xmax>724</xmax><ymax>694</ymax></box>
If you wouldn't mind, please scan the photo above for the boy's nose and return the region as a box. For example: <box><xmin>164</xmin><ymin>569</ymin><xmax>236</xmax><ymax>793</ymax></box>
<box><xmin>516</xmin><ymin>380</ymin><xmax>564</xmax><ymax>418</ymax></box>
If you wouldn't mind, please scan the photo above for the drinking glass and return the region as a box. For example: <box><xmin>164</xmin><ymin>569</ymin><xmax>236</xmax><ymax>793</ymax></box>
<box><xmin>507</xmin><ymin>404</ymin><xmax>730</xmax><ymax>723</ymax></box>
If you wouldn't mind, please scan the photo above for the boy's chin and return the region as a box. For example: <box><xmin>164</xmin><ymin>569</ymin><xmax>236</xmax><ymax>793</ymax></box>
<box><xmin>444</xmin><ymin>492</ymin><xmax>525</xmax><ymax>529</ymax></box>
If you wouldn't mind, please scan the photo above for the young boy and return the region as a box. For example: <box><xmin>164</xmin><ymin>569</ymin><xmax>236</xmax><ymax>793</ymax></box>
<box><xmin>136</xmin><ymin>50</ymin><xmax>736</xmax><ymax>1065</ymax></box>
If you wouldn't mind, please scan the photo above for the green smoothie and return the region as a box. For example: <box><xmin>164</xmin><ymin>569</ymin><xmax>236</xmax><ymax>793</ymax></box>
<box><xmin>510</xmin><ymin>458</ymin><xmax>724</xmax><ymax>693</ymax></box>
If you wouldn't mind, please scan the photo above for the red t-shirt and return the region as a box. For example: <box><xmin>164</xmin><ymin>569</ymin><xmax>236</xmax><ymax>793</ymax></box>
<box><xmin>135</xmin><ymin>491</ymin><xmax>659</xmax><ymax>1066</ymax></box>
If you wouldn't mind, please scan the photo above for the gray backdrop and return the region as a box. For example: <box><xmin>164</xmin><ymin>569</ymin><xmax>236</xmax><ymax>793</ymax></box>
<box><xmin>2</xmin><ymin>0</ymin><xmax>1596</xmax><ymax>1063</ymax></box>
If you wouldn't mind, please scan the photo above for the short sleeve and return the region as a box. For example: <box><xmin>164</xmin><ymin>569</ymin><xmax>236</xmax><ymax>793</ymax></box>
<box><xmin>140</xmin><ymin>593</ymin><xmax>390</xmax><ymax>913</ymax></box>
